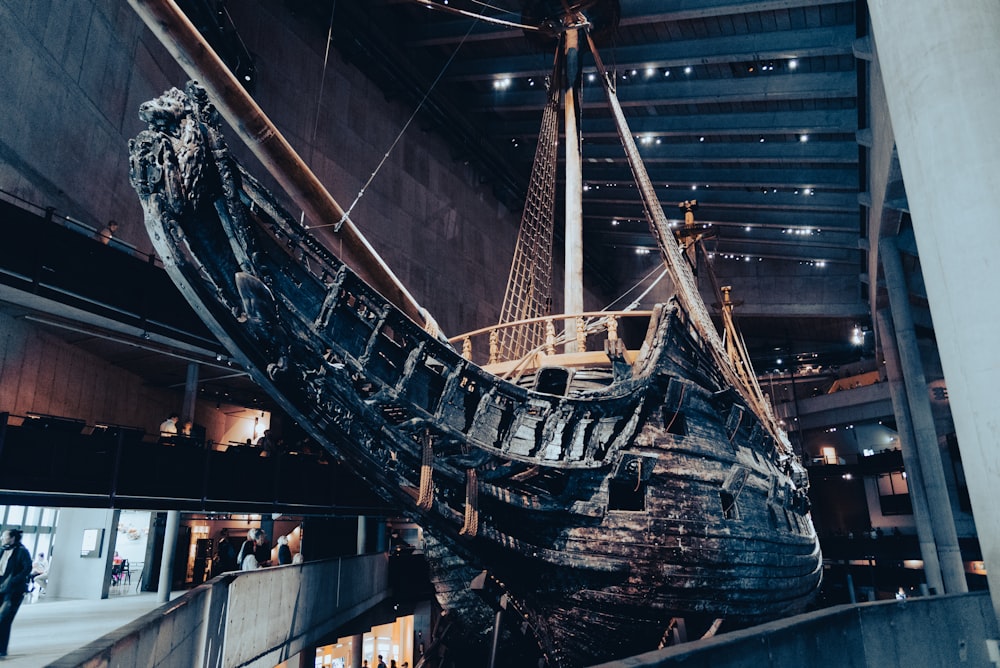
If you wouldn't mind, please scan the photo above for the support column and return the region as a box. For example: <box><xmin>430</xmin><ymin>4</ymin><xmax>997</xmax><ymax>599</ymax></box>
<box><xmin>876</xmin><ymin>308</ymin><xmax>944</xmax><ymax>594</ymax></box>
<box><xmin>562</xmin><ymin>27</ymin><xmax>584</xmax><ymax>350</ymax></box>
<box><xmin>351</xmin><ymin>633</ymin><xmax>363</xmax><ymax>668</ymax></box>
<box><xmin>356</xmin><ymin>515</ymin><xmax>367</xmax><ymax>555</ymax></box>
<box><xmin>182</xmin><ymin>362</ymin><xmax>199</xmax><ymax>427</ymax></box>
<box><xmin>869</xmin><ymin>0</ymin><xmax>1000</xmax><ymax>617</ymax></box>
<box><xmin>157</xmin><ymin>510</ymin><xmax>180</xmax><ymax>604</ymax></box>
<box><xmin>880</xmin><ymin>239</ymin><xmax>966</xmax><ymax>593</ymax></box>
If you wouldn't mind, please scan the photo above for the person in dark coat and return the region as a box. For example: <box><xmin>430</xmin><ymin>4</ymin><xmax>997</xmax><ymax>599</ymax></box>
<box><xmin>0</xmin><ymin>529</ymin><xmax>33</xmax><ymax>657</ymax></box>
<box><xmin>276</xmin><ymin>535</ymin><xmax>292</xmax><ymax>565</ymax></box>
<box><xmin>215</xmin><ymin>528</ymin><xmax>239</xmax><ymax>574</ymax></box>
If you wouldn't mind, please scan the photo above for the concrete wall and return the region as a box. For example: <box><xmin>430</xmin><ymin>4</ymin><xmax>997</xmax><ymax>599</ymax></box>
<box><xmin>591</xmin><ymin>592</ymin><xmax>999</xmax><ymax>668</ymax></box>
<box><xmin>51</xmin><ymin>552</ymin><xmax>389</xmax><ymax>668</ymax></box>
<box><xmin>46</xmin><ymin>507</ymin><xmax>119</xmax><ymax>600</ymax></box>
<box><xmin>0</xmin><ymin>309</ymin><xmax>272</xmax><ymax>444</ymax></box>
<box><xmin>0</xmin><ymin>310</ymin><xmax>175</xmax><ymax>430</ymax></box>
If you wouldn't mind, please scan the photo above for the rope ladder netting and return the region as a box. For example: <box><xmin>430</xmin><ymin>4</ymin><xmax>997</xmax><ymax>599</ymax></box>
<box><xmin>495</xmin><ymin>44</ymin><xmax>564</xmax><ymax>360</ymax></box>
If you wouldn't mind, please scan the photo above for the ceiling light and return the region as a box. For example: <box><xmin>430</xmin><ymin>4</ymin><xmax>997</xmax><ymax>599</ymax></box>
<box><xmin>684</xmin><ymin>66</ymin><xmax>692</xmax><ymax>75</ymax></box>
<box><xmin>789</xmin><ymin>59</ymin><xmax>798</xmax><ymax>70</ymax></box>
<box><xmin>664</xmin><ymin>70</ymin><xmax>671</xmax><ymax>77</ymax></box>
<box><xmin>588</xmin><ymin>73</ymin><xmax>596</xmax><ymax>82</ymax></box>
<box><xmin>799</xmin><ymin>134</ymin><xmax>809</xmax><ymax>142</ymax></box>
<box><xmin>645</xmin><ymin>68</ymin><xmax>654</xmax><ymax>77</ymax></box>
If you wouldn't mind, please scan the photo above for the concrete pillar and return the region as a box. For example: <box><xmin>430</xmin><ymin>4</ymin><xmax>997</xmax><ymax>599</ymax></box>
<box><xmin>374</xmin><ymin>518</ymin><xmax>388</xmax><ymax>554</ymax></box>
<box><xmin>101</xmin><ymin>509</ymin><xmax>122</xmax><ymax>599</ymax></box>
<box><xmin>182</xmin><ymin>362</ymin><xmax>198</xmax><ymax>426</ymax></box>
<box><xmin>563</xmin><ymin>27</ymin><xmax>584</xmax><ymax>349</ymax></box>
<box><xmin>351</xmin><ymin>633</ymin><xmax>363</xmax><ymax>668</ymax></box>
<box><xmin>876</xmin><ymin>308</ymin><xmax>944</xmax><ymax>594</ymax></box>
<box><xmin>879</xmin><ymin>240</ymin><xmax>966</xmax><ymax>594</ymax></box>
<box><xmin>869</xmin><ymin>0</ymin><xmax>1000</xmax><ymax>617</ymax></box>
<box><xmin>356</xmin><ymin>515</ymin><xmax>366</xmax><ymax>555</ymax></box>
<box><xmin>157</xmin><ymin>510</ymin><xmax>180</xmax><ymax>604</ymax></box>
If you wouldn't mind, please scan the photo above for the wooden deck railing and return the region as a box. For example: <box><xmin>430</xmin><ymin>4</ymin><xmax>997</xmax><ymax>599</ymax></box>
<box><xmin>448</xmin><ymin>310</ymin><xmax>655</xmax><ymax>370</ymax></box>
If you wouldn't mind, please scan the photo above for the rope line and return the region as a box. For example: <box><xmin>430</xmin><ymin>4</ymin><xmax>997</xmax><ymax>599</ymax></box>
<box><xmin>308</xmin><ymin>8</ymin><xmax>485</xmax><ymax>230</ymax></box>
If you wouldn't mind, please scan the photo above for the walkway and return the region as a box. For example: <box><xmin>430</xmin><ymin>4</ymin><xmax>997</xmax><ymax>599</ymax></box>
<box><xmin>3</xmin><ymin>591</ymin><xmax>179</xmax><ymax>667</ymax></box>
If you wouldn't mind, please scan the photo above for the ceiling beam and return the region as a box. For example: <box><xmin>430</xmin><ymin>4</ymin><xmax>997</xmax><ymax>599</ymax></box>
<box><xmin>578</xmin><ymin>164</ymin><xmax>858</xmax><ymax>189</ymax></box>
<box><xmin>577</xmin><ymin>140</ymin><xmax>859</xmax><ymax>164</ymax></box>
<box><xmin>493</xmin><ymin>109</ymin><xmax>858</xmax><ymax>139</ymax></box>
<box><xmin>471</xmin><ymin>72</ymin><xmax>857</xmax><ymax>112</ymax></box>
<box><xmin>582</xmin><ymin>188</ymin><xmax>858</xmax><ymax>211</ymax></box>
<box><xmin>402</xmin><ymin>0</ymin><xmax>851</xmax><ymax>47</ymax></box>
<box><xmin>581</xmin><ymin>205</ymin><xmax>856</xmax><ymax>229</ymax></box>
<box><xmin>445</xmin><ymin>25</ymin><xmax>854</xmax><ymax>81</ymax></box>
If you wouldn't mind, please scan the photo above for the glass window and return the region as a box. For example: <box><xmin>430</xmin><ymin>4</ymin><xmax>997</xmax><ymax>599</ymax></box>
<box><xmin>40</xmin><ymin>508</ymin><xmax>58</xmax><ymax>526</ymax></box>
<box><xmin>24</xmin><ymin>507</ymin><xmax>41</xmax><ymax>525</ymax></box>
<box><xmin>6</xmin><ymin>506</ymin><xmax>25</xmax><ymax>525</ymax></box>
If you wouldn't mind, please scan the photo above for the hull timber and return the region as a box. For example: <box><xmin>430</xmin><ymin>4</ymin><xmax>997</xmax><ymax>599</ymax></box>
<box><xmin>128</xmin><ymin>82</ymin><xmax>821</xmax><ymax>667</ymax></box>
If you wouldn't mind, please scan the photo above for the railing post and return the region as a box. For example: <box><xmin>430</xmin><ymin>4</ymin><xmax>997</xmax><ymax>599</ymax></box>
<box><xmin>575</xmin><ymin>317</ymin><xmax>587</xmax><ymax>351</ymax></box>
<box><xmin>607</xmin><ymin>314</ymin><xmax>619</xmax><ymax>341</ymax></box>
<box><xmin>545</xmin><ymin>318</ymin><xmax>556</xmax><ymax>356</ymax></box>
<box><xmin>462</xmin><ymin>336</ymin><xmax>472</xmax><ymax>360</ymax></box>
<box><xmin>488</xmin><ymin>330</ymin><xmax>499</xmax><ymax>364</ymax></box>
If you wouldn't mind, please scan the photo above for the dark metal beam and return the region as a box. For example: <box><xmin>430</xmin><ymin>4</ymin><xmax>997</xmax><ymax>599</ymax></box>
<box><xmin>578</xmin><ymin>164</ymin><xmax>859</xmax><ymax>189</ymax></box>
<box><xmin>445</xmin><ymin>25</ymin><xmax>854</xmax><ymax>81</ymax></box>
<box><xmin>493</xmin><ymin>109</ymin><xmax>858</xmax><ymax>139</ymax></box>
<box><xmin>579</xmin><ymin>140</ymin><xmax>858</xmax><ymax>165</ymax></box>
<box><xmin>471</xmin><ymin>72</ymin><xmax>857</xmax><ymax>112</ymax></box>
<box><xmin>403</xmin><ymin>0</ymin><xmax>851</xmax><ymax>47</ymax></box>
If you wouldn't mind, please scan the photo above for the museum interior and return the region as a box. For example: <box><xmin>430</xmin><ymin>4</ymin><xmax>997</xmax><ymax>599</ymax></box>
<box><xmin>1</xmin><ymin>1</ymin><xmax>999</xmax><ymax>667</ymax></box>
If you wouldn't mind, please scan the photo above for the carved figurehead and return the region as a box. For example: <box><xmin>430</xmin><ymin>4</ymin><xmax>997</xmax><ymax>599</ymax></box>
<box><xmin>128</xmin><ymin>83</ymin><xmax>209</xmax><ymax>216</ymax></box>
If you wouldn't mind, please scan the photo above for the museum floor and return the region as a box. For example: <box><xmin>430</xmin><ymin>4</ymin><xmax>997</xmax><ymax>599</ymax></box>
<box><xmin>3</xmin><ymin>591</ymin><xmax>180</xmax><ymax>667</ymax></box>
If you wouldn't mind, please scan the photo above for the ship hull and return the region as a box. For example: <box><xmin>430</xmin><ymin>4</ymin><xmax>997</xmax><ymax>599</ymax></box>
<box><xmin>129</xmin><ymin>83</ymin><xmax>821</xmax><ymax>667</ymax></box>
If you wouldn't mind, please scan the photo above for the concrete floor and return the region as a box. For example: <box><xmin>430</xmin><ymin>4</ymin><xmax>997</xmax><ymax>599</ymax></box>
<box><xmin>3</xmin><ymin>590</ymin><xmax>180</xmax><ymax>667</ymax></box>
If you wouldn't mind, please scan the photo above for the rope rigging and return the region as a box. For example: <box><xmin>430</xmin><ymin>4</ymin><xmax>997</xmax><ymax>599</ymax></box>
<box><xmin>306</xmin><ymin>4</ymin><xmax>486</xmax><ymax>231</ymax></box>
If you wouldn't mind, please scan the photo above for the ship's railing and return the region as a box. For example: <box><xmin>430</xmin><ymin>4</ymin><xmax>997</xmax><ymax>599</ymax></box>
<box><xmin>448</xmin><ymin>310</ymin><xmax>655</xmax><ymax>373</ymax></box>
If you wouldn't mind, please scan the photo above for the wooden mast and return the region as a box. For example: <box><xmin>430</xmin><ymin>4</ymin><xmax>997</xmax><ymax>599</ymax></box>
<box><xmin>127</xmin><ymin>0</ymin><xmax>436</xmax><ymax>332</ymax></box>
<box><xmin>562</xmin><ymin>25</ymin><xmax>585</xmax><ymax>351</ymax></box>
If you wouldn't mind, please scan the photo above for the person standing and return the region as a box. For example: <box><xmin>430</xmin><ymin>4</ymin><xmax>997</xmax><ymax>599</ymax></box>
<box><xmin>158</xmin><ymin>413</ymin><xmax>179</xmax><ymax>437</ymax></box>
<box><xmin>0</xmin><ymin>529</ymin><xmax>32</xmax><ymax>658</ymax></box>
<box><xmin>215</xmin><ymin>529</ymin><xmax>239</xmax><ymax>574</ymax></box>
<box><xmin>376</xmin><ymin>654</ymin><xmax>387</xmax><ymax>668</ymax></box>
<box><xmin>237</xmin><ymin>529</ymin><xmax>266</xmax><ymax>570</ymax></box>
<box><xmin>256</xmin><ymin>429</ymin><xmax>275</xmax><ymax>457</ymax></box>
<box><xmin>276</xmin><ymin>535</ymin><xmax>292</xmax><ymax>565</ymax></box>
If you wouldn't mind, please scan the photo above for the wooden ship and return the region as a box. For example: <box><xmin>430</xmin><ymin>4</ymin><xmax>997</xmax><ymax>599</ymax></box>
<box><xmin>126</xmin><ymin>1</ymin><xmax>821</xmax><ymax>665</ymax></box>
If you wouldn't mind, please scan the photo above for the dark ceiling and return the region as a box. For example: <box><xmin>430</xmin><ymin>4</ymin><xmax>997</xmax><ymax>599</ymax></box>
<box><xmin>273</xmin><ymin>0</ymin><xmax>871</xmax><ymax>373</ymax></box>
